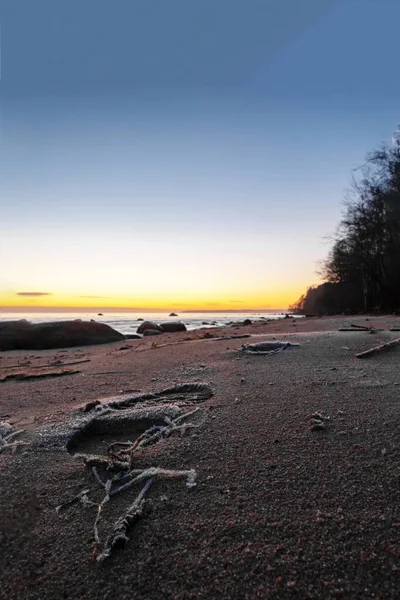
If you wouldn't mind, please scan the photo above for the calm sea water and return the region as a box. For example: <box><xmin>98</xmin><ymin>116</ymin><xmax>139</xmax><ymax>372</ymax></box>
<box><xmin>0</xmin><ymin>311</ymin><xmax>296</xmax><ymax>335</ymax></box>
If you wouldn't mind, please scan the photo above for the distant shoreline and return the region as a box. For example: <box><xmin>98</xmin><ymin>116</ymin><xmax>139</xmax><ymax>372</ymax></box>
<box><xmin>0</xmin><ymin>307</ymin><xmax>288</xmax><ymax>314</ymax></box>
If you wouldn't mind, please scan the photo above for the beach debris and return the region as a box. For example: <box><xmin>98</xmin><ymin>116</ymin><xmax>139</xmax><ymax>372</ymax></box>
<box><xmin>49</xmin><ymin>358</ymin><xmax>91</xmax><ymax>367</ymax></box>
<box><xmin>310</xmin><ymin>412</ymin><xmax>330</xmax><ymax>432</ymax></box>
<box><xmin>356</xmin><ymin>337</ymin><xmax>400</xmax><ymax>359</ymax></box>
<box><xmin>310</xmin><ymin>422</ymin><xmax>327</xmax><ymax>432</ymax></box>
<box><xmin>95</xmin><ymin>478</ymin><xmax>154</xmax><ymax>562</ymax></box>
<box><xmin>82</xmin><ymin>400</ymin><xmax>102</xmax><ymax>413</ymax></box>
<box><xmin>100</xmin><ymin>383</ymin><xmax>213</xmax><ymax>412</ymax></box>
<box><xmin>0</xmin><ymin>369</ymin><xmax>80</xmax><ymax>382</ymax></box>
<box><xmin>56</xmin><ymin>406</ymin><xmax>201</xmax><ymax>562</ymax></box>
<box><xmin>239</xmin><ymin>341</ymin><xmax>300</xmax><ymax>356</ymax></box>
<box><xmin>0</xmin><ymin>421</ymin><xmax>27</xmax><ymax>453</ymax></box>
<box><xmin>209</xmin><ymin>334</ymin><xmax>251</xmax><ymax>341</ymax></box>
<box><xmin>339</xmin><ymin>324</ymin><xmax>377</xmax><ymax>333</ymax></box>
<box><xmin>83</xmin><ymin>407</ymin><xmax>202</xmax><ymax>470</ymax></box>
<box><xmin>59</xmin><ymin>464</ymin><xmax>197</xmax><ymax>562</ymax></box>
<box><xmin>55</xmin><ymin>488</ymin><xmax>95</xmax><ymax>513</ymax></box>
<box><xmin>2</xmin><ymin>358</ymin><xmax>90</xmax><ymax>370</ymax></box>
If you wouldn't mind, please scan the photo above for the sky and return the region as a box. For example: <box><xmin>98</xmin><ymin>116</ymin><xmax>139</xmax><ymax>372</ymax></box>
<box><xmin>1</xmin><ymin>0</ymin><xmax>399</xmax><ymax>311</ymax></box>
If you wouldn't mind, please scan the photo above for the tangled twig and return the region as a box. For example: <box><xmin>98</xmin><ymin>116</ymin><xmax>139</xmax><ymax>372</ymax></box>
<box><xmin>239</xmin><ymin>341</ymin><xmax>300</xmax><ymax>356</ymax></box>
<box><xmin>95</xmin><ymin>478</ymin><xmax>154</xmax><ymax>563</ymax></box>
<box><xmin>102</xmin><ymin>409</ymin><xmax>201</xmax><ymax>469</ymax></box>
<box><xmin>0</xmin><ymin>422</ymin><xmax>27</xmax><ymax>454</ymax></box>
<box><xmin>57</xmin><ymin>408</ymin><xmax>200</xmax><ymax>562</ymax></box>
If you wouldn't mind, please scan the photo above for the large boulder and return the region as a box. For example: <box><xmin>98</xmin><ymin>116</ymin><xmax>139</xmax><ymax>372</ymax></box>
<box><xmin>159</xmin><ymin>322</ymin><xmax>187</xmax><ymax>333</ymax></box>
<box><xmin>0</xmin><ymin>320</ymin><xmax>125</xmax><ymax>351</ymax></box>
<box><xmin>137</xmin><ymin>321</ymin><xmax>163</xmax><ymax>334</ymax></box>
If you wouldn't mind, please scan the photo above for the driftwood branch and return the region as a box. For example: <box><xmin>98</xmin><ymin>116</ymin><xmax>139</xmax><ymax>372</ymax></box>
<box><xmin>58</xmin><ymin>406</ymin><xmax>201</xmax><ymax>562</ymax></box>
<box><xmin>95</xmin><ymin>478</ymin><xmax>154</xmax><ymax>563</ymax></box>
<box><xmin>0</xmin><ymin>370</ymin><xmax>80</xmax><ymax>382</ymax></box>
<box><xmin>0</xmin><ymin>425</ymin><xmax>27</xmax><ymax>454</ymax></box>
<box><xmin>339</xmin><ymin>328</ymin><xmax>377</xmax><ymax>333</ymax></box>
<box><xmin>356</xmin><ymin>337</ymin><xmax>400</xmax><ymax>358</ymax></box>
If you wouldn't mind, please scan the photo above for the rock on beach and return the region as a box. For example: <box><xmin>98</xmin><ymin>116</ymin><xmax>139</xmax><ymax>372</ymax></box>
<box><xmin>0</xmin><ymin>319</ymin><xmax>125</xmax><ymax>351</ymax></box>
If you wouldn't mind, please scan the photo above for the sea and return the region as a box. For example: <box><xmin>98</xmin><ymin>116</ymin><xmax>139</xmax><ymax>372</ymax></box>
<box><xmin>0</xmin><ymin>310</ymin><xmax>298</xmax><ymax>336</ymax></box>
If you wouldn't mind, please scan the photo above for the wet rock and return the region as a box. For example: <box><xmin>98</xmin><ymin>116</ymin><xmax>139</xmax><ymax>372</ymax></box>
<box><xmin>159</xmin><ymin>322</ymin><xmax>187</xmax><ymax>333</ymax></box>
<box><xmin>169</xmin><ymin>312</ymin><xmax>178</xmax><ymax>317</ymax></box>
<box><xmin>242</xmin><ymin>319</ymin><xmax>252</xmax><ymax>326</ymax></box>
<box><xmin>0</xmin><ymin>320</ymin><xmax>124</xmax><ymax>351</ymax></box>
<box><xmin>137</xmin><ymin>321</ymin><xmax>163</xmax><ymax>334</ymax></box>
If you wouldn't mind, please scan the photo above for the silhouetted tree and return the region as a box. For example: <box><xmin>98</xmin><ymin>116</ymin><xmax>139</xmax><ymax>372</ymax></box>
<box><xmin>292</xmin><ymin>127</ymin><xmax>400</xmax><ymax>314</ymax></box>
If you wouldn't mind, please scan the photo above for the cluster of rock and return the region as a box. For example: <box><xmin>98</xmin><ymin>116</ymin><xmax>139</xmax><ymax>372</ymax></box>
<box><xmin>0</xmin><ymin>320</ymin><xmax>125</xmax><ymax>351</ymax></box>
<box><xmin>225</xmin><ymin>319</ymin><xmax>252</xmax><ymax>327</ymax></box>
<box><xmin>137</xmin><ymin>320</ymin><xmax>187</xmax><ymax>336</ymax></box>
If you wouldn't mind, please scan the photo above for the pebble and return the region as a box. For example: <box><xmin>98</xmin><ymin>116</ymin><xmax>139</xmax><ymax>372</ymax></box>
<box><xmin>311</xmin><ymin>422</ymin><xmax>327</xmax><ymax>432</ymax></box>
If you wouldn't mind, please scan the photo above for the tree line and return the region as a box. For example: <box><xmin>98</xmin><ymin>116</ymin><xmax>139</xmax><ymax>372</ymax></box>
<box><xmin>291</xmin><ymin>127</ymin><xmax>400</xmax><ymax>315</ymax></box>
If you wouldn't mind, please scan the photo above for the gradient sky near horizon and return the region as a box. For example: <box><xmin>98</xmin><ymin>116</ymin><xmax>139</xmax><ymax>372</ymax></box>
<box><xmin>1</xmin><ymin>0</ymin><xmax>399</xmax><ymax>311</ymax></box>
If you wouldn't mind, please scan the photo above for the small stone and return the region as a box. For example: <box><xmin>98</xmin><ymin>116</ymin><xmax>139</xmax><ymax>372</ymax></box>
<box><xmin>311</xmin><ymin>422</ymin><xmax>327</xmax><ymax>432</ymax></box>
<box><xmin>82</xmin><ymin>400</ymin><xmax>101</xmax><ymax>413</ymax></box>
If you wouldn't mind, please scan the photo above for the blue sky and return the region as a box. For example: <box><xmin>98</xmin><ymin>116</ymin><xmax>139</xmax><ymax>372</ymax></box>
<box><xmin>1</xmin><ymin>0</ymin><xmax>399</xmax><ymax>309</ymax></box>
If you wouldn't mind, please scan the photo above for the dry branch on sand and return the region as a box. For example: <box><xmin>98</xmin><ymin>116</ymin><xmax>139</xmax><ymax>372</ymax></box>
<box><xmin>356</xmin><ymin>337</ymin><xmax>400</xmax><ymax>359</ymax></box>
<box><xmin>0</xmin><ymin>422</ymin><xmax>27</xmax><ymax>453</ymax></box>
<box><xmin>339</xmin><ymin>328</ymin><xmax>377</xmax><ymax>333</ymax></box>
<box><xmin>239</xmin><ymin>341</ymin><xmax>300</xmax><ymax>356</ymax></box>
<box><xmin>0</xmin><ymin>369</ymin><xmax>80</xmax><ymax>382</ymax></box>
<box><xmin>56</xmin><ymin>407</ymin><xmax>200</xmax><ymax>562</ymax></box>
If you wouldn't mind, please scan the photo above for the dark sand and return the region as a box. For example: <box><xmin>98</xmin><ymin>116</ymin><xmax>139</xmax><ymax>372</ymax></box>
<box><xmin>1</xmin><ymin>316</ymin><xmax>400</xmax><ymax>599</ymax></box>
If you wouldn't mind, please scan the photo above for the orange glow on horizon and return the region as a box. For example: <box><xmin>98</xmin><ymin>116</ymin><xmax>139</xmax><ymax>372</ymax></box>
<box><xmin>0</xmin><ymin>287</ymin><xmax>304</xmax><ymax>311</ymax></box>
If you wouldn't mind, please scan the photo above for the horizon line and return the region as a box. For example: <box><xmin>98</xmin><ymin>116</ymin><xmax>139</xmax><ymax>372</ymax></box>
<box><xmin>0</xmin><ymin>306</ymin><xmax>289</xmax><ymax>313</ymax></box>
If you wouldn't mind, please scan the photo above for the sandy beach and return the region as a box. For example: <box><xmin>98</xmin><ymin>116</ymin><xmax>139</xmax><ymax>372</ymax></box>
<box><xmin>1</xmin><ymin>315</ymin><xmax>400</xmax><ymax>599</ymax></box>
